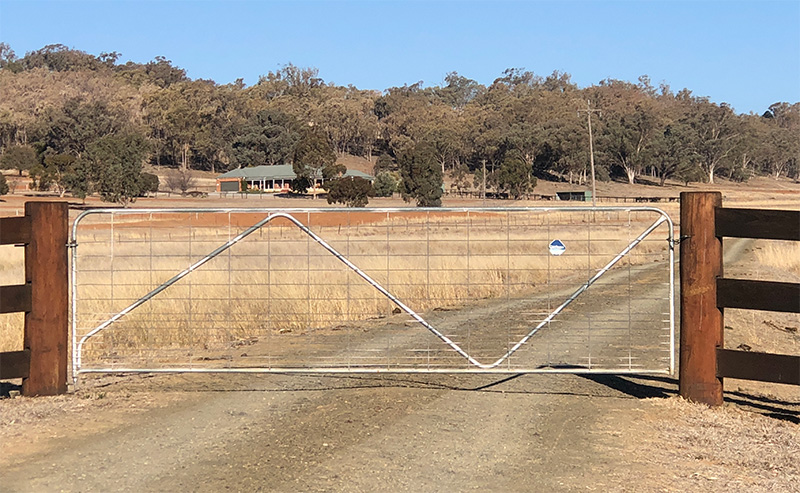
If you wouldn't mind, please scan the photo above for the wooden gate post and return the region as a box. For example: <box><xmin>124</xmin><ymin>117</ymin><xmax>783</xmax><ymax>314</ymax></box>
<box><xmin>22</xmin><ymin>201</ymin><xmax>69</xmax><ymax>396</ymax></box>
<box><xmin>679</xmin><ymin>192</ymin><xmax>724</xmax><ymax>406</ymax></box>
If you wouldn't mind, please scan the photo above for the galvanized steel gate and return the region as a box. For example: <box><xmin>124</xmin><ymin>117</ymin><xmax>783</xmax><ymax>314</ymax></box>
<box><xmin>71</xmin><ymin>207</ymin><xmax>674</xmax><ymax>383</ymax></box>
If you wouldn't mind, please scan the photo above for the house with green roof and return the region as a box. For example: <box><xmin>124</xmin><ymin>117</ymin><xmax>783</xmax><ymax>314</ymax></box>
<box><xmin>216</xmin><ymin>165</ymin><xmax>373</xmax><ymax>192</ymax></box>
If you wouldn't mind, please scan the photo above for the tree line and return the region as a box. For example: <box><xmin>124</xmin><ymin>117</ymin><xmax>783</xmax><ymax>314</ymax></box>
<box><xmin>0</xmin><ymin>43</ymin><xmax>797</xmax><ymax>205</ymax></box>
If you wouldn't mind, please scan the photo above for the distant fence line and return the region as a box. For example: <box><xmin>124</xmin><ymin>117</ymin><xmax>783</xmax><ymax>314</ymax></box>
<box><xmin>444</xmin><ymin>190</ymin><xmax>679</xmax><ymax>203</ymax></box>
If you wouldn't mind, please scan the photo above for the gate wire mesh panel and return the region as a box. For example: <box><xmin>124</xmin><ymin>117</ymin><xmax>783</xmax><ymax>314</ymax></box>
<box><xmin>72</xmin><ymin>207</ymin><xmax>674</xmax><ymax>376</ymax></box>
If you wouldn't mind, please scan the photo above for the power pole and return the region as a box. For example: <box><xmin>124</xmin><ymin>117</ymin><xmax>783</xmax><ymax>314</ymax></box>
<box><xmin>578</xmin><ymin>100</ymin><xmax>601</xmax><ymax>207</ymax></box>
<box><xmin>481</xmin><ymin>158</ymin><xmax>487</xmax><ymax>203</ymax></box>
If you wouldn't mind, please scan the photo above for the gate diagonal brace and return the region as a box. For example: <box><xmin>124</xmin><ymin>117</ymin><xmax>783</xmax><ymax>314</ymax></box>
<box><xmin>75</xmin><ymin>212</ymin><xmax>671</xmax><ymax>375</ymax></box>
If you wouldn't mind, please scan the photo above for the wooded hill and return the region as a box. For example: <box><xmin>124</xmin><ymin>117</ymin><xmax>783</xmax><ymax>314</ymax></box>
<box><xmin>0</xmin><ymin>43</ymin><xmax>798</xmax><ymax>203</ymax></box>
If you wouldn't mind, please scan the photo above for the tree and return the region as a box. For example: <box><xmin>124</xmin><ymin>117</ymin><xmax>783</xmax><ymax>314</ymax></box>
<box><xmin>683</xmin><ymin>101</ymin><xmax>739</xmax><ymax>183</ymax></box>
<box><xmin>62</xmin><ymin>158</ymin><xmax>93</xmax><ymax>200</ymax></box>
<box><xmin>0</xmin><ymin>145</ymin><xmax>37</xmax><ymax>175</ymax></box>
<box><xmin>600</xmin><ymin>103</ymin><xmax>659</xmax><ymax>184</ymax></box>
<box><xmin>41</xmin><ymin>154</ymin><xmax>78</xmax><ymax>197</ymax></box>
<box><xmin>18</xmin><ymin>44</ymin><xmax>104</xmax><ymax>72</ymax></box>
<box><xmin>495</xmin><ymin>153</ymin><xmax>536</xmax><ymax>199</ymax></box>
<box><xmin>292</xmin><ymin>129</ymin><xmax>338</xmax><ymax>198</ymax></box>
<box><xmin>229</xmin><ymin>109</ymin><xmax>300</xmax><ymax>168</ymax></box>
<box><xmin>28</xmin><ymin>165</ymin><xmax>51</xmax><ymax>191</ymax></box>
<box><xmin>648</xmin><ymin>124</ymin><xmax>694</xmax><ymax>186</ymax></box>
<box><xmin>399</xmin><ymin>143</ymin><xmax>443</xmax><ymax>207</ymax></box>
<box><xmin>144</xmin><ymin>79</ymin><xmax>231</xmax><ymax>172</ymax></box>
<box><xmin>372</xmin><ymin>171</ymin><xmax>398</xmax><ymax>197</ymax></box>
<box><xmin>435</xmin><ymin>72</ymin><xmax>484</xmax><ymax>111</ymax></box>
<box><xmin>140</xmin><ymin>172</ymin><xmax>160</xmax><ymax>196</ymax></box>
<box><xmin>373</xmin><ymin>154</ymin><xmax>396</xmax><ymax>174</ymax></box>
<box><xmin>289</xmin><ymin>175</ymin><xmax>312</xmax><ymax>195</ymax></box>
<box><xmin>87</xmin><ymin>133</ymin><xmax>149</xmax><ymax>206</ymax></box>
<box><xmin>326</xmin><ymin>176</ymin><xmax>372</xmax><ymax>207</ymax></box>
<box><xmin>142</xmin><ymin>56</ymin><xmax>188</xmax><ymax>88</ymax></box>
<box><xmin>39</xmin><ymin>97</ymin><xmax>120</xmax><ymax>157</ymax></box>
<box><xmin>0</xmin><ymin>173</ymin><xmax>8</xmax><ymax>196</ymax></box>
<box><xmin>315</xmin><ymin>92</ymin><xmax>379</xmax><ymax>158</ymax></box>
<box><xmin>0</xmin><ymin>42</ymin><xmax>18</xmax><ymax>70</ymax></box>
<box><xmin>449</xmin><ymin>161</ymin><xmax>471</xmax><ymax>193</ymax></box>
<box><xmin>165</xmin><ymin>168</ymin><xmax>196</xmax><ymax>193</ymax></box>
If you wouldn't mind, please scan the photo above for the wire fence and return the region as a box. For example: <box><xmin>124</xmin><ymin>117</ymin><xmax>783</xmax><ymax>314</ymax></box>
<box><xmin>71</xmin><ymin>207</ymin><xmax>674</xmax><ymax>379</ymax></box>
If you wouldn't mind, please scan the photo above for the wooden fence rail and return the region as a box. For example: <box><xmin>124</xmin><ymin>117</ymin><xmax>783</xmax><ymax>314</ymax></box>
<box><xmin>0</xmin><ymin>202</ymin><xmax>69</xmax><ymax>396</ymax></box>
<box><xmin>679</xmin><ymin>192</ymin><xmax>800</xmax><ymax>406</ymax></box>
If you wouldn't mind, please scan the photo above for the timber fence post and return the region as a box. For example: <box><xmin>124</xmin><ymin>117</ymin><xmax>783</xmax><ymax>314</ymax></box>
<box><xmin>22</xmin><ymin>201</ymin><xmax>69</xmax><ymax>396</ymax></box>
<box><xmin>679</xmin><ymin>192</ymin><xmax>724</xmax><ymax>406</ymax></box>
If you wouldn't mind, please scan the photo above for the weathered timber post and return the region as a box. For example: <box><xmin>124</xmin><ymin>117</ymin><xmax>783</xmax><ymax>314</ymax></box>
<box><xmin>22</xmin><ymin>201</ymin><xmax>69</xmax><ymax>396</ymax></box>
<box><xmin>679</xmin><ymin>192</ymin><xmax>724</xmax><ymax>406</ymax></box>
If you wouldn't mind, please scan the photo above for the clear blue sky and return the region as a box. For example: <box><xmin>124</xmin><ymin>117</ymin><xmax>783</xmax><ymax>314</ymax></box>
<box><xmin>1</xmin><ymin>0</ymin><xmax>798</xmax><ymax>114</ymax></box>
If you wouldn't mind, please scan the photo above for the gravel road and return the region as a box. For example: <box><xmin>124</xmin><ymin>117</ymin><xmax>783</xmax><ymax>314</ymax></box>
<box><xmin>4</xmin><ymin>241</ymin><xmax>773</xmax><ymax>492</ymax></box>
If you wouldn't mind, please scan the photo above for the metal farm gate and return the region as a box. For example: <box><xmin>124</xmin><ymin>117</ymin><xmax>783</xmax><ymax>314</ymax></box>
<box><xmin>70</xmin><ymin>207</ymin><xmax>674</xmax><ymax>382</ymax></box>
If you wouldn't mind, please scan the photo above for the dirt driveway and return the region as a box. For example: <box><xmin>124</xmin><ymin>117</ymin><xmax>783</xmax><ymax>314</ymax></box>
<box><xmin>2</xmin><ymin>370</ymin><xmax>797</xmax><ymax>492</ymax></box>
<box><xmin>1</xmin><ymin>236</ymin><xmax>798</xmax><ymax>492</ymax></box>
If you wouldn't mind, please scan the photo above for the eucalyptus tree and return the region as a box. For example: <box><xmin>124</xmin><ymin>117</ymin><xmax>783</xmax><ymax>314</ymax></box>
<box><xmin>0</xmin><ymin>144</ymin><xmax>37</xmax><ymax>175</ymax></box>
<box><xmin>144</xmin><ymin>79</ymin><xmax>232</xmax><ymax>171</ymax></box>
<box><xmin>377</xmin><ymin>82</ymin><xmax>437</xmax><ymax>157</ymax></box>
<box><xmin>0</xmin><ymin>42</ymin><xmax>18</xmax><ymax>71</ymax></box>
<box><xmin>760</xmin><ymin>102</ymin><xmax>800</xmax><ymax>179</ymax></box>
<box><xmin>600</xmin><ymin>101</ymin><xmax>660</xmax><ymax>184</ymax></box>
<box><xmin>434</xmin><ymin>72</ymin><xmax>485</xmax><ymax>111</ymax></box>
<box><xmin>314</xmin><ymin>88</ymin><xmax>379</xmax><ymax>159</ymax></box>
<box><xmin>37</xmin><ymin>97</ymin><xmax>121</xmax><ymax>157</ymax></box>
<box><xmin>40</xmin><ymin>154</ymin><xmax>78</xmax><ymax>197</ymax></box>
<box><xmin>648</xmin><ymin>123</ymin><xmax>695</xmax><ymax>186</ymax></box>
<box><xmin>545</xmin><ymin>119</ymin><xmax>591</xmax><ymax>184</ymax></box>
<box><xmin>463</xmin><ymin>103</ymin><xmax>507</xmax><ymax>187</ymax></box>
<box><xmin>682</xmin><ymin>100</ymin><xmax>739</xmax><ymax>183</ymax></box>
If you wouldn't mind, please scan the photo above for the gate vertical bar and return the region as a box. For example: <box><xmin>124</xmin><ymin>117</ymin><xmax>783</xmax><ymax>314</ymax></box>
<box><xmin>23</xmin><ymin>201</ymin><xmax>69</xmax><ymax>396</ymax></box>
<box><xmin>679</xmin><ymin>192</ymin><xmax>723</xmax><ymax>405</ymax></box>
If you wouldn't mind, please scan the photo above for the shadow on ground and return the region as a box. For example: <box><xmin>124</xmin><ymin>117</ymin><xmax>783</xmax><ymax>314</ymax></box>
<box><xmin>0</xmin><ymin>381</ymin><xmax>21</xmax><ymax>398</ymax></box>
<box><xmin>581</xmin><ymin>374</ymin><xmax>799</xmax><ymax>424</ymax></box>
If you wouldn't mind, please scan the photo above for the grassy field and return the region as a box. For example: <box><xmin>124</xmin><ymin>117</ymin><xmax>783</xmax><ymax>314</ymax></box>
<box><xmin>65</xmin><ymin>209</ymin><xmax>671</xmax><ymax>366</ymax></box>
<box><xmin>1</xmin><ymin>177</ymin><xmax>797</xmax><ymax>364</ymax></box>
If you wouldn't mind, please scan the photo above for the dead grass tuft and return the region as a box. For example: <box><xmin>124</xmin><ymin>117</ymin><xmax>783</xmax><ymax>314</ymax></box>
<box><xmin>644</xmin><ymin>397</ymin><xmax>800</xmax><ymax>491</ymax></box>
<box><xmin>754</xmin><ymin>241</ymin><xmax>800</xmax><ymax>277</ymax></box>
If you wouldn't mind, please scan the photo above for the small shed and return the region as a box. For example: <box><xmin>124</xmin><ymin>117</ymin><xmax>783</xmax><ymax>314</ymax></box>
<box><xmin>555</xmin><ymin>191</ymin><xmax>592</xmax><ymax>202</ymax></box>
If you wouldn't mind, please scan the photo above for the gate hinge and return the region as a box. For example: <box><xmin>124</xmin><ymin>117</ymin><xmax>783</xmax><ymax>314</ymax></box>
<box><xmin>672</xmin><ymin>234</ymin><xmax>691</xmax><ymax>246</ymax></box>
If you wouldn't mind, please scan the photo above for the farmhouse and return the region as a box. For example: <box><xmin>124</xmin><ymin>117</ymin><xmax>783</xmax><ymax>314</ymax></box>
<box><xmin>215</xmin><ymin>165</ymin><xmax>373</xmax><ymax>193</ymax></box>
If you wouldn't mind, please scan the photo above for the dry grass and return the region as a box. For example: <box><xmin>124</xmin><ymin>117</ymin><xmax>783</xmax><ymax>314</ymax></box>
<box><xmin>2</xmin><ymin>210</ymin><xmax>672</xmax><ymax>357</ymax></box>
<box><xmin>67</xmin><ymin>211</ymin><xmax>671</xmax><ymax>362</ymax></box>
<box><xmin>0</xmin><ymin>245</ymin><xmax>24</xmax><ymax>352</ymax></box>
<box><xmin>754</xmin><ymin>241</ymin><xmax>800</xmax><ymax>277</ymax></box>
<box><xmin>640</xmin><ymin>397</ymin><xmax>799</xmax><ymax>491</ymax></box>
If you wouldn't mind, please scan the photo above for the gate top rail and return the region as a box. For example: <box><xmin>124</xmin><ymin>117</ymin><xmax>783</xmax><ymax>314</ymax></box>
<box><xmin>72</xmin><ymin>205</ymin><xmax>674</xmax><ymax>242</ymax></box>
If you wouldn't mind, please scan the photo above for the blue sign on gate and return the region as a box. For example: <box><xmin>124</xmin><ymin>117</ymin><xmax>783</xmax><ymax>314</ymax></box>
<box><xmin>549</xmin><ymin>239</ymin><xmax>566</xmax><ymax>256</ymax></box>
